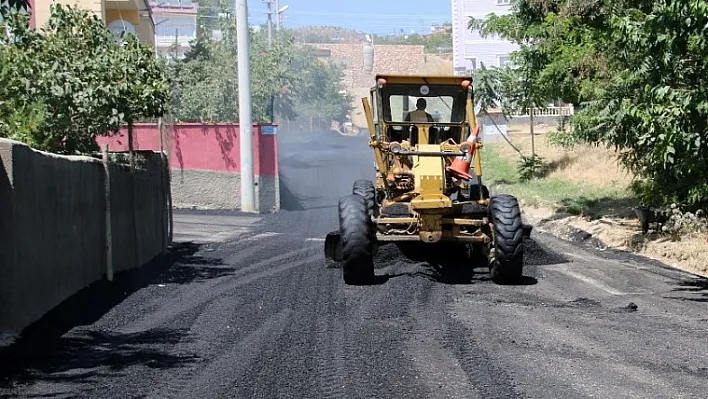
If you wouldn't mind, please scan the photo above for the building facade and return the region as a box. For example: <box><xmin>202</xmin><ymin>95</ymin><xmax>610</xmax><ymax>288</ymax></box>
<box><xmin>451</xmin><ymin>0</ymin><xmax>517</xmax><ymax>76</ymax></box>
<box><xmin>150</xmin><ymin>0</ymin><xmax>198</xmax><ymax>59</ymax></box>
<box><xmin>29</xmin><ymin>0</ymin><xmax>156</xmax><ymax>47</ymax></box>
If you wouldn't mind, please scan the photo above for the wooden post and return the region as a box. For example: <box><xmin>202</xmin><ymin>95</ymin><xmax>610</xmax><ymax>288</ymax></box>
<box><xmin>128</xmin><ymin>121</ymin><xmax>135</xmax><ymax>172</ymax></box>
<box><xmin>102</xmin><ymin>144</ymin><xmax>114</xmax><ymax>281</ymax></box>
<box><xmin>158</xmin><ymin>118</ymin><xmax>167</xmax><ymax>254</ymax></box>
<box><xmin>530</xmin><ymin>106</ymin><xmax>536</xmax><ymax>160</ymax></box>
<box><xmin>165</xmin><ymin>121</ymin><xmax>173</xmax><ymax>245</ymax></box>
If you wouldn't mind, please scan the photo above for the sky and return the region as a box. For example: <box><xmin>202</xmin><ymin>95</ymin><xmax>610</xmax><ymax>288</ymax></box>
<box><xmin>247</xmin><ymin>0</ymin><xmax>453</xmax><ymax>35</ymax></box>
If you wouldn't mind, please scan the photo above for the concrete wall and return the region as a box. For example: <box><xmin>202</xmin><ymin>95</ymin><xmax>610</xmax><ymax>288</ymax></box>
<box><xmin>96</xmin><ymin>123</ymin><xmax>280</xmax><ymax>213</ymax></box>
<box><xmin>0</xmin><ymin>138</ymin><xmax>169</xmax><ymax>335</ymax></box>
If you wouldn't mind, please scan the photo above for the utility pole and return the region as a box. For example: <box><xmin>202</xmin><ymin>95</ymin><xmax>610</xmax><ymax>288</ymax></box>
<box><xmin>237</xmin><ymin>0</ymin><xmax>256</xmax><ymax>212</ymax></box>
<box><xmin>264</xmin><ymin>0</ymin><xmax>273</xmax><ymax>49</ymax></box>
<box><xmin>275</xmin><ymin>0</ymin><xmax>281</xmax><ymax>31</ymax></box>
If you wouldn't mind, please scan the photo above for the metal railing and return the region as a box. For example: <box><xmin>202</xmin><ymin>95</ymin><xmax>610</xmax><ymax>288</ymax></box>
<box><xmin>506</xmin><ymin>106</ymin><xmax>575</xmax><ymax>117</ymax></box>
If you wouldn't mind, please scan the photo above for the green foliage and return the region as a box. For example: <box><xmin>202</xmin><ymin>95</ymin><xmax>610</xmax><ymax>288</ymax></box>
<box><xmin>546</xmin><ymin>115</ymin><xmax>581</xmax><ymax>149</ymax></box>
<box><xmin>286</xmin><ymin>26</ymin><xmax>364</xmax><ymax>44</ymax></box>
<box><xmin>472</xmin><ymin>0</ymin><xmax>708</xmax><ymax>210</ymax></box>
<box><xmin>0</xmin><ymin>99</ymin><xmax>48</xmax><ymax>149</ymax></box>
<box><xmin>0</xmin><ymin>5</ymin><xmax>169</xmax><ymax>154</ymax></box>
<box><xmin>167</xmin><ymin>11</ymin><xmax>351</xmax><ymax>126</ymax></box>
<box><xmin>372</xmin><ymin>29</ymin><xmax>453</xmax><ymax>54</ymax></box>
<box><xmin>571</xmin><ymin>1</ymin><xmax>708</xmax><ymax>209</ymax></box>
<box><xmin>517</xmin><ymin>155</ymin><xmax>547</xmax><ymax>181</ymax></box>
<box><xmin>288</xmin><ymin>44</ymin><xmax>351</xmax><ymax>125</ymax></box>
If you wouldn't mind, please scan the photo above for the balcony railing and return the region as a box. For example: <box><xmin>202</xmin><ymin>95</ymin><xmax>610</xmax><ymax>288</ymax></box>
<box><xmin>506</xmin><ymin>106</ymin><xmax>574</xmax><ymax>117</ymax></box>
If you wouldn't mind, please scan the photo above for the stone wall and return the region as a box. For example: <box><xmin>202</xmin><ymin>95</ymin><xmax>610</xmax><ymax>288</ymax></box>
<box><xmin>96</xmin><ymin>123</ymin><xmax>280</xmax><ymax>213</ymax></box>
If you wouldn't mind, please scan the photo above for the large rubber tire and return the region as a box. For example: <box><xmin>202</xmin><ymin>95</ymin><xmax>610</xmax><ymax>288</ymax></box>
<box><xmin>488</xmin><ymin>194</ymin><xmax>524</xmax><ymax>284</ymax></box>
<box><xmin>338</xmin><ymin>194</ymin><xmax>375</xmax><ymax>285</ymax></box>
<box><xmin>353</xmin><ymin>179</ymin><xmax>377</xmax><ymax>217</ymax></box>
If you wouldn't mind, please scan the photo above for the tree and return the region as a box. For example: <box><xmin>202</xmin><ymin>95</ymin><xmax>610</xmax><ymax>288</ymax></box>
<box><xmin>287</xmin><ymin>44</ymin><xmax>352</xmax><ymax>128</ymax></box>
<box><xmin>112</xmin><ymin>33</ymin><xmax>170</xmax><ymax>168</ymax></box>
<box><xmin>0</xmin><ymin>5</ymin><xmax>169</xmax><ymax>155</ymax></box>
<box><xmin>166</xmin><ymin>11</ymin><xmax>350</xmax><ymax>128</ymax></box>
<box><xmin>469</xmin><ymin>0</ymin><xmax>708</xmax><ymax>208</ymax></box>
<box><xmin>2</xmin><ymin>0</ymin><xmax>29</xmax><ymax>11</ymax></box>
<box><xmin>571</xmin><ymin>1</ymin><xmax>708</xmax><ymax>208</ymax></box>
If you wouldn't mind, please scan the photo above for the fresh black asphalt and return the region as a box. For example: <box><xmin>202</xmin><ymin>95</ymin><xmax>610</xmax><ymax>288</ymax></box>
<box><xmin>1</xmin><ymin>129</ymin><xmax>708</xmax><ymax>398</ymax></box>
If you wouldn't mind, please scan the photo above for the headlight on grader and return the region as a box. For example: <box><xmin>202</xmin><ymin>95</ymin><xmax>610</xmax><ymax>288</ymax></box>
<box><xmin>459</xmin><ymin>142</ymin><xmax>472</xmax><ymax>154</ymax></box>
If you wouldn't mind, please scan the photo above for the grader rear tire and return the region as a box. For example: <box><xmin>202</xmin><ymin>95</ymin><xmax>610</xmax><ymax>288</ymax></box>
<box><xmin>489</xmin><ymin>194</ymin><xmax>524</xmax><ymax>284</ymax></box>
<box><xmin>338</xmin><ymin>194</ymin><xmax>375</xmax><ymax>285</ymax></box>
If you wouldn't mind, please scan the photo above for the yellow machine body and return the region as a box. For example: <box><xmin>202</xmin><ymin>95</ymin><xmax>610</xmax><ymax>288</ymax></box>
<box><xmin>359</xmin><ymin>74</ymin><xmax>491</xmax><ymax>244</ymax></box>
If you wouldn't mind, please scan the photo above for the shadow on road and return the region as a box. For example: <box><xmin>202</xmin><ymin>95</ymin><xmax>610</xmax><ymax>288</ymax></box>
<box><xmin>668</xmin><ymin>277</ymin><xmax>708</xmax><ymax>303</ymax></box>
<box><xmin>278</xmin><ymin>173</ymin><xmax>307</xmax><ymax>211</ymax></box>
<box><xmin>0</xmin><ymin>242</ymin><xmax>221</xmax><ymax>386</ymax></box>
<box><xmin>523</xmin><ymin>238</ymin><xmax>571</xmax><ymax>266</ymax></box>
<box><xmin>1</xmin><ymin>328</ymin><xmax>198</xmax><ymax>390</ymax></box>
<box><xmin>370</xmin><ymin>240</ymin><xmax>553</xmax><ymax>286</ymax></box>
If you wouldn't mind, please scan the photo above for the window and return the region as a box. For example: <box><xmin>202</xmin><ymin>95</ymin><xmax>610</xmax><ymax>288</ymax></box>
<box><xmin>466</xmin><ymin>57</ymin><xmax>477</xmax><ymax>71</ymax></box>
<box><xmin>388</xmin><ymin>95</ymin><xmax>455</xmax><ymax>123</ymax></box>
<box><xmin>498</xmin><ymin>55</ymin><xmax>511</xmax><ymax>67</ymax></box>
<box><xmin>496</xmin><ymin>0</ymin><xmax>511</xmax><ymax>5</ymax></box>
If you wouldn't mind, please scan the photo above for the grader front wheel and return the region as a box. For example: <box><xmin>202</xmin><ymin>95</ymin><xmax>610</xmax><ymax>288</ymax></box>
<box><xmin>489</xmin><ymin>194</ymin><xmax>524</xmax><ymax>284</ymax></box>
<box><xmin>338</xmin><ymin>194</ymin><xmax>375</xmax><ymax>285</ymax></box>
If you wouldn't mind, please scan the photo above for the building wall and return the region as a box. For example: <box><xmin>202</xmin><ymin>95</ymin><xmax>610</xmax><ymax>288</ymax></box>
<box><xmin>307</xmin><ymin>43</ymin><xmax>427</xmax><ymax>89</ymax></box>
<box><xmin>451</xmin><ymin>0</ymin><xmax>518</xmax><ymax>75</ymax></box>
<box><xmin>0</xmin><ymin>138</ymin><xmax>169</xmax><ymax>335</ymax></box>
<box><xmin>96</xmin><ymin>123</ymin><xmax>280</xmax><ymax>213</ymax></box>
<box><xmin>151</xmin><ymin>0</ymin><xmax>198</xmax><ymax>59</ymax></box>
<box><xmin>30</xmin><ymin>0</ymin><xmax>155</xmax><ymax>47</ymax></box>
<box><xmin>33</xmin><ymin>0</ymin><xmax>104</xmax><ymax>28</ymax></box>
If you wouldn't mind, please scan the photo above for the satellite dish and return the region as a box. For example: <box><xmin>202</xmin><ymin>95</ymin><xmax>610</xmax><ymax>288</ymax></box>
<box><xmin>108</xmin><ymin>19</ymin><xmax>136</xmax><ymax>42</ymax></box>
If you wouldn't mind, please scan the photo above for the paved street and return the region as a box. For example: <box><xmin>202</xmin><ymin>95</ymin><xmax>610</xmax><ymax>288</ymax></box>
<box><xmin>1</xmin><ymin>130</ymin><xmax>707</xmax><ymax>398</ymax></box>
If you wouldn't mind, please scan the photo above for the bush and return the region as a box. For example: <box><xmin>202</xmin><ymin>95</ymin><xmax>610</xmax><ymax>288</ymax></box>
<box><xmin>517</xmin><ymin>155</ymin><xmax>547</xmax><ymax>181</ymax></box>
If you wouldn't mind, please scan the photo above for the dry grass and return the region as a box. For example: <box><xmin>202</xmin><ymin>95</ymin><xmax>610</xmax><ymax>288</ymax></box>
<box><xmin>481</xmin><ymin>132</ymin><xmax>635</xmax><ymax>218</ymax></box>
<box><xmin>484</xmin><ymin>131</ymin><xmax>708</xmax><ymax>278</ymax></box>
<box><xmin>493</xmin><ymin>132</ymin><xmax>635</xmax><ymax>191</ymax></box>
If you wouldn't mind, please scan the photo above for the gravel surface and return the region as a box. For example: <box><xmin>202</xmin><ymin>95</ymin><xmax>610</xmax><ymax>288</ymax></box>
<box><xmin>1</xmin><ymin>130</ymin><xmax>708</xmax><ymax>399</ymax></box>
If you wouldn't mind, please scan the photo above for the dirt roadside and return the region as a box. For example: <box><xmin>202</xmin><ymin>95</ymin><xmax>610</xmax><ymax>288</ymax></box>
<box><xmin>483</xmin><ymin>129</ymin><xmax>708</xmax><ymax>279</ymax></box>
<box><xmin>521</xmin><ymin>202</ymin><xmax>708</xmax><ymax>279</ymax></box>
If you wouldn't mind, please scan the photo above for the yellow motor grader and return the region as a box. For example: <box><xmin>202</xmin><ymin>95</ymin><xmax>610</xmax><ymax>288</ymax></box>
<box><xmin>324</xmin><ymin>74</ymin><xmax>532</xmax><ymax>285</ymax></box>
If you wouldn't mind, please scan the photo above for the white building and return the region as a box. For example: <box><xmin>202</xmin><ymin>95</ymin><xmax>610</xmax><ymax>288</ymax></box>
<box><xmin>451</xmin><ymin>0</ymin><xmax>517</xmax><ymax>75</ymax></box>
<box><xmin>151</xmin><ymin>0</ymin><xmax>199</xmax><ymax>59</ymax></box>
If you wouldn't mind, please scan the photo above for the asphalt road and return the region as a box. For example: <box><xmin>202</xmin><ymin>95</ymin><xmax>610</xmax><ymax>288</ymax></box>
<box><xmin>2</xmin><ymin>129</ymin><xmax>708</xmax><ymax>399</ymax></box>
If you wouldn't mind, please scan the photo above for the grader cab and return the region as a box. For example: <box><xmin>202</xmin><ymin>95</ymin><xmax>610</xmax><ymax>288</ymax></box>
<box><xmin>324</xmin><ymin>74</ymin><xmax>531</xmax><ymax>285</ymax></box>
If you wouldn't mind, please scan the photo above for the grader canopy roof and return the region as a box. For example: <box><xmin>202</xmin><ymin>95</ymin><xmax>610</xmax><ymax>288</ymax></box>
<box><xmin>374</xmin><ymin>74</ymin><xmax>472</xmax><ymax>125</ymax></box>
